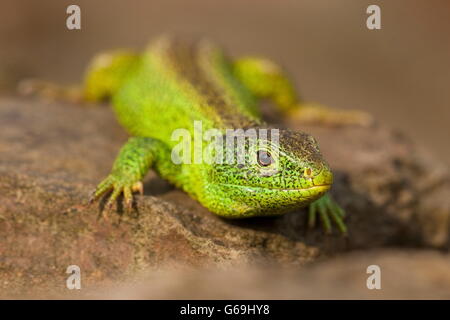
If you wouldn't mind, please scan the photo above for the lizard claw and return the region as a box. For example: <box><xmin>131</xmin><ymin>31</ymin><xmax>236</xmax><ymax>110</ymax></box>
<box><xmin>308</xmin><ymin>194</ymin><xmax>348</xmax><ymax>235</ymax></box>
<box><xmin>131</xmin><ymin>181</ymin><xmax>144</xmax><ymax>195</ymax></box>
<box><xmin>89</xmin><ymin>174</ymin><xmax>142</xmax><ymax>216</ymax></box>
<box><xmin>88</xmin><ymin>189</ymin><xmax>99</xmax><ymax>205</ymax></box>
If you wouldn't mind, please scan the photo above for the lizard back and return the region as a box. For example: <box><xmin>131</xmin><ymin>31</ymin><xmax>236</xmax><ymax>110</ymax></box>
<box><xmin>112</xmin><ymin>36</ymin><xmax>261</xmax><ymax>147</ymax></box>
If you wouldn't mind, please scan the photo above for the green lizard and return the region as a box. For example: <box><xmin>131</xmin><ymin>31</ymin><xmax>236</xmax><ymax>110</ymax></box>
<box><xmin>23</xmin><ymin>36</ymin><xmax>371</xmax><ymax>234</ymax></box>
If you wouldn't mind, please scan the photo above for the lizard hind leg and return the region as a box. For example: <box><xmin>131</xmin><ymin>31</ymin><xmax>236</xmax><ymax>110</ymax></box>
<box><xmin>233</xmin><ymin>56</ymin><xmax>373</xmax><ymax>127</ymax></box>
<box><xmin>287</xmin><ymin>102</ymin><xmax>373</xmax><ymax>127</ymax></box>
<box><xmin>17</xmin><ymin>78</ymin><xmax>85</xmax><ymax>104</ymax></box>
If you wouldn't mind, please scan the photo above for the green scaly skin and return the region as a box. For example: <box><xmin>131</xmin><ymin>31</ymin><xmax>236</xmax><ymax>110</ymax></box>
<box><xmin>82</xmin><ymin>36</ymin><xmax>346</xmax><ymax>234</ymax></box>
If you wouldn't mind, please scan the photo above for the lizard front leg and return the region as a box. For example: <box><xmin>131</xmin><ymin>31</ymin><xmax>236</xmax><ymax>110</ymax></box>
<box><xmin>308</xmin><ymin>194</ymin><xmax>347</xmax><ymax>235</ymax></box>
<box><xmin>90</xmin><ymin>136</ymin><xmax>176</xmax><ymax>213</ymax></box>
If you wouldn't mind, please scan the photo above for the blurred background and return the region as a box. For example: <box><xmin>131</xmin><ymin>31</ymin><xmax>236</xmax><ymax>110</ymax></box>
<box><xmin>1</xmin><ymin>0</ymin><xmax>449</xmax><ymax>165</ymax></box>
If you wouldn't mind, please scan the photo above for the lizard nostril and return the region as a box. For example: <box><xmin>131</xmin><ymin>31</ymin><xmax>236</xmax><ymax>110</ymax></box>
<box><xmin>304</xmin><ymin>167</ymin><xmax>313</xmax><ymax>178</ymax></box>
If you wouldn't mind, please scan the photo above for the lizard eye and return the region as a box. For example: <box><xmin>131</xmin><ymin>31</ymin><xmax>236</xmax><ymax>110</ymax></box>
<box><xmin>257</xmin><ymin>150</ymin><xmax>273</xmax><ymax>166</ymax></box>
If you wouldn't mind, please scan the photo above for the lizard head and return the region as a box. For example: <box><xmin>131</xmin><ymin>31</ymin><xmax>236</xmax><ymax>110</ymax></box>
<box><xmin>204</xmin><ymin>128</ymin><xmax>333</xmax><ymax>218</ymax></box>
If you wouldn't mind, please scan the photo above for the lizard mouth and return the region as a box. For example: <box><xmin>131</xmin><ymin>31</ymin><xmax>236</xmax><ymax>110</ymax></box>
<box><xmin>279</xmin><ymin>184</ymin><xmax>330</xmax><ymax>192</ymax></box>
<box><xmin>218</xmin><ymin>183</ymin><xmax>331</xmax><ymax>192</ymax></box>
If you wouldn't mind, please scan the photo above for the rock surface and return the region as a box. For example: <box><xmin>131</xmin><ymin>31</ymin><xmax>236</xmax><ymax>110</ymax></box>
<box><xmin>0</xmin><ymin>96</ymin><xmax>449</xmax><ymax>298</ymax></box>
<box><xmin>87</xmin><ymin>250</ymin><xmax>450</xmax><ymax>299</ymax></box>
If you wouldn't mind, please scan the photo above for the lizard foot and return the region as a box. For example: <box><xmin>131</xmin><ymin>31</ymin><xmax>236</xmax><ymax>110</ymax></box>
<box><xmin>289</xmin><ymin>103</ymin><xmax>373</xmax><ymax>127</ymax></box>
<box><xmin>308</xmin><ymin>194</ymin><xmax>347</xmax><ymax>235</ymax></box>
<box><xmin>89</xmin><ymin>174</ymin><xmax>143</xmax><ymax>216</ymax></box>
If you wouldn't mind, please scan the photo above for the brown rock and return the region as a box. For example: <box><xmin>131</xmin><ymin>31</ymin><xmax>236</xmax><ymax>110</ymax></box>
<box><xmin>91</xmin><ymin>250</ymin><xmax>450</xmax><ymax>299</ymax></box>
<box><xmin>0</xmin><ymin>97</ymin><xmax>449</xmax><ymax>298</ymax></box>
